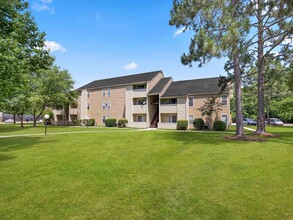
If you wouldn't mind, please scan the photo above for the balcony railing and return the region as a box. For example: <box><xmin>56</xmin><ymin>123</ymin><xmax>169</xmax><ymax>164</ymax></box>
<box><xmin>133</xmin><ymin>105</ymin><xmax>147</xmax><ymax>113</ymax></box>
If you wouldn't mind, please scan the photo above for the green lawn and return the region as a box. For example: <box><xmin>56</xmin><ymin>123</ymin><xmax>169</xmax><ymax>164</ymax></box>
<box><xmin>0</xmin><ymin>125</ymin><xmax>292</xmax><ymax>219</ymax></box>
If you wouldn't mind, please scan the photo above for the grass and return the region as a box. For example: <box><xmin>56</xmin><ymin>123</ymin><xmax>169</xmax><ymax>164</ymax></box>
<box><xmin>0</xmin><ymin>125</ymin><xmax>292</xmax><ymax>219</ymax></box>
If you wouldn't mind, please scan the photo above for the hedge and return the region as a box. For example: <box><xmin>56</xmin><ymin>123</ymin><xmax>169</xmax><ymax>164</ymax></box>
<box><xmin>213</xmin><ymin>120</ymin><xmax>226</xmax><ymax>131</ymax></box>
<box><xmin>105</xmin><ymin>118</ymin><xmax>117</xmax><ymax>127</ymax></box>
<box><xmin>177</xmin><ymin>120</ymin><xmax>188</xmax><ymax>130</ymax></box>
<box><xmin>193</xmin><ymin>118</ymin><xmax>204</xmax><ymax>130</ymax></box>
<box><xmin>118</xmin><ymin>118</ymin><xmax>128</xmax><ymax>128</ymax></box>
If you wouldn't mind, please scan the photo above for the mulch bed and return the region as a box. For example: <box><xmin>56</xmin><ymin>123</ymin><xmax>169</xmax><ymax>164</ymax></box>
<box><xmin>225</xmin><ymin>133</ymin><xmax>280</xmax><ymax>142</ymax></box>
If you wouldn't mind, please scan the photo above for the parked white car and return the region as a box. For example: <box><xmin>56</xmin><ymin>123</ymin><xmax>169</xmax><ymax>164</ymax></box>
<box><xmin>4</xmin><ymin>119</ymin><xmax>12</xmax><ymax>123</ymax></box>
<box><xmin>269</xmin><ymin>118</ymin><xmax>284</xmax><ymax>126</ymax></box>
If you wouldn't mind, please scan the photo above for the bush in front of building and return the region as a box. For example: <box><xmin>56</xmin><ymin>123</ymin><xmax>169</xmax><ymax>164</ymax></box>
<box><xmin>193</xmin><ymin>118</ymin><xmax>204</xmax><ymax>130</ymax></box>
<box><xmin>117</xmin><ymin>118</ymin><xmax>128</xmax><ymax>128</ymax></box>
<box><xmin>213</xmin><ymin>120</ymin><xmax>226</xmax><ymax>131</ymax></box>
<box><xmin>177</xmin><ymin>120</ymin><xmax>188</xmax><ymax>130</ymax></box>
<box><xmin>105</xmin><ymin>118</ymin><xmax>117</xmax><ymax>127</ymax></box>
<box><xmin>87</xmin><ymin>119</ymin><xmax>95</xmax><ymax>126</ymax></box>
<box><xmin>73</xmin><ymin>119</ymin><xmax>82</xmax><ymax>126</ymax></box>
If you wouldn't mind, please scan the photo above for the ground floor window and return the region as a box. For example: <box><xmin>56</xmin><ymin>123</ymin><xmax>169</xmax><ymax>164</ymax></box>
<box><xmin>133</xmin><ymin>114</ymin><xmax>146</xmax><ymax>122</ymax></box>
<box><xmin>102</xmin><ymin>115</ymin><xmax>106</xmax><ymax>123</ymax></box>
<box><xmin>168</xmin><ymin>115</ymin><xmax>177</xmax><ymax>123</ymax></box>
<box><xmin>189</xmin><ymin>115</ymin><xmax>194</xmax><ymax>124</ymax></box>
<box><xmin>221</xmin><ymin>114</ymin><xmax>228</xmax><ymax>125</ymax></box>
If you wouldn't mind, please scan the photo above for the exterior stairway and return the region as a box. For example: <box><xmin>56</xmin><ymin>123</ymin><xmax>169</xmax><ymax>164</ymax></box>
<box><xmin>150</xmin><ymin>110</ymin><xmax>159</xmax><ymax>128</ymax></box>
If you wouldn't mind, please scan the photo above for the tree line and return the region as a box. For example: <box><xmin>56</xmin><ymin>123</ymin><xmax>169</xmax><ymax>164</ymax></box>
<box><xmin>170</xmin><ymin>0</ymin><xmax>292</xmax><ymax>136</ymax></box>
<box><xmin>0</xmin><ymin>0</ymin><xmax>76</xmax><ymax>127</ymax></box>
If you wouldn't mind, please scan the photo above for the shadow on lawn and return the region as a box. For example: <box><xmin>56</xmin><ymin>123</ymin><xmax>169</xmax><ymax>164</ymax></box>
<box><xmin>0</xmin><ymin>124</ymin><xmax>38</xmax><ymax>134</ymax></box>
<box><xmin>157</xmin><ymin>131</ymin><xmax>232</xmax><ymax>146</ymax></box>
<box><xmin>0</xmin><ymin>136</ymin><xmax>56</xmax><ymax>153</ymax></box>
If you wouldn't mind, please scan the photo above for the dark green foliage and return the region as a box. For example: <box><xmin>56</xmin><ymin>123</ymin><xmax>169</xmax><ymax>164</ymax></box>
<box><xmin>177</xmin><ymin>120</ymin><xmax>188</xmax><ymax>130</ymax></box>
<box><xmin>73</xmin><ymin>119</ymin><xmax>82</xmax><ymax>126</ymax></box>
<box><xmin>117</xmin><ymin>118</ymin><xmax>128</xmax><ymax>128</ymax></box>
<box><xmin>87</xmin><ymin>119</ymin><xmax>95</xmax><ymax>126</ymax></box>
<box><xmin>105</xmin><ymin>118</ymin><xmax>116</xmax><ymax>127</ymax></box>
<box><xmin>213</xmin><ymin>121</ymin><xmax>226</xmax><ymax>131</ymax></box>
<box><xmin>193</xmin><ymin>118</ymin><xmax>205</xmax><ymax>130</ymax></box>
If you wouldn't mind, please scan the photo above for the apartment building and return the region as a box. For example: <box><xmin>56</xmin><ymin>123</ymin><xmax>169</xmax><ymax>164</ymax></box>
<box><xmin>53</xmin><ymin>70</ymin><xmax>232</xmax><ymax>129</ymax></box>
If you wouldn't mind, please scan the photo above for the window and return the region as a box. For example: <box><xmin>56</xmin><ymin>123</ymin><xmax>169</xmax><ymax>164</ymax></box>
<box><xmin>107</xmin><ymin>101</ymin><xmax>111</xmax><ymax>109</ymax></box>
<box><xmin>133</xmin><ymin>98</ymin><xmax>146</xmax><ymax>105</ymax></box>
<box><xmin>160</xmin><ymin>98</ymin><xmax>177</xmax><ymax>104</ymax></box>
<box><xmin>138</xmin><ymin>115</ymin><xmax>146</xmax><ymax>122</ymax></box>
<box><xmin>133</xmin><ymin>84</ymin><xmax>146</xmax><ymax>90</ymax></box>
<box><xmin>87</xmin><ymin>93</ymin><xmax>90</xmax><ymax>98</ymax></box>
<box><xmin>102</xmin><ymin>102</ymin><xmax>106</xmax><ymax>110</ymax></box>
<box><xmin>221</xmin><ymin>115</ymin><xmax>228</xmax><ymax>125</ymax></box>
<box><xmin>222</xmin><ymin>95</ymin><xmax>228</xmax><ymax>106</ymax></box>
<box><xmin>87</xmin><ymin>103</ymin><xmax>90</xmax><ymax>110</ymax></box>
<box><xmin>102</xmin><ymin>89</ymin><xmax>106</xmax><ymax>96</ymax></box>
<box><xmin>189</xmin><ymin>115</ymin><xmax>194</xmax><ymax>124</ymax></box>
<box><xmin>107</xmin><ymin>88</ymin><xmax>111</xmax><ymax>96</ymax></box>
<box><xmin>189</xmin><ymin>96</ymin><xmax>194</xmax><ymax>106</ymax></box>
<box><xmin>168</xmin><ymin>115</ymin><xmax>177</xmax><ymax>123</ymax></box>
<box><xmin>102</xmin><ymin>115</ymin><xmax>106</xmax><ymax>123</ymax></box>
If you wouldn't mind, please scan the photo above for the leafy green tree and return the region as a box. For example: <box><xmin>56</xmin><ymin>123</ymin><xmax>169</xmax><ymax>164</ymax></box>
<box><xmin>170</xmin><ymin>0</ymin><xmax>250</xmax><ymax>136</ymax></box>
<box><xmin>0</xmin><ymin>0</ymin><xmax>53</xmax><ymax>104</ymax></box>
<box><xmin>28</xmin><ymin>67</ymin><xmax>76</xmax><ymax>127</ymax></box>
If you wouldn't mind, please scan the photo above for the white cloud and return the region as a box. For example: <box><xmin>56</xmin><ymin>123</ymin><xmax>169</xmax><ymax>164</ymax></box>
<box><xmin>45</xmin><ymin>41</ymin><xmax>66</xmax><ymax>53</ymax></box>
<box><xmin>173</xmin><ymin>28</ymin><xmax>185</xmax><ymax>37</ymax></box>
<box><xmin>122</xmin><ymin>62</ymin><xmax>138</xmax><ymax>70</ymax></box>
<box><xmin>41</xmin><ymin>0</ymin><xmax>53</xmax><ymax>3</ymax></box>
<box><xmin>33</xmin><ymin>0</ymin><xmax>54</xmax><ymax>14</ymax></box>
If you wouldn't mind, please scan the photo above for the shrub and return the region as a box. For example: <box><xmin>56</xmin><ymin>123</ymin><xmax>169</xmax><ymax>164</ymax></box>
<box><xmin>73</xmin><ymin>119</ymin><xmax>82</xmax><ymax>126</ymax></box>
<box><xmin>105</xmin><ymin>118</ymin><xmax>117</xmax><ymax>127</ymax></box>
<box><xmin>213</xmin><ymin>120</ymin><xmax>226</xmax><ymax>131</ymax></box>
<box><xmin>177</xmin><ymin>120</ymin><xmax>188</xmax><ymax>130</ymax></box>
<box><xmin>118</xmin><ymin>118</ymin><xmax>128</xmax><ymax>128</ymax></box>
<box><xmin>87</xmin><ymin>119</ymin><xmax>95</xmax><ymax>126</ymax></box>
<box><xmin>193</xmin><ymin>118</ymin><xmax>204</xmax><ymax>130</ymax></box>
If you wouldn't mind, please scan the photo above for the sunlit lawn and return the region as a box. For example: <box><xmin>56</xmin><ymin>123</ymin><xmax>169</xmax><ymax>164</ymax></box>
<box><xmin>0</xmin><ymin>124</ymin><xmax>292</xmax><ymax>219</ymax></box>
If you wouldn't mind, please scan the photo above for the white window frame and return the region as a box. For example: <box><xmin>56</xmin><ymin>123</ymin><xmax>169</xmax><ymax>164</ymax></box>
<box><xmin>221</xmin><ymin>114</ymin><xmax>228</xmax><ymax>125</ymax></box>
<box><xmin>102</xmin><ymin>115</ymin><xmax>106</xmax><ymax>123</ymax></box>
<box><xmin>107</xmin><ymin>101</ymin><xmax>111</xmax><ymax>110</ymax></box>
<box><xmin>189</xmin><ymin>115</ymin><xmax>194</xmax><ymax>124</ymax></box>
<box><xmin>102</xmin><ymin>102</ymin><xmax>106</xmax><ymax>110</ymax></box>
<box><xmin>87</xmin><ymin>103</ymin><xmax>90</xmax><ymax>110</ymax></box>
<box><xmin>107</xmin><ymin>88</ymin><xmax>111</xmax><ymax>96</ymax></box>
<box><xmin>221</xmin><ymin>95</ymin><xmax>228</xmax><ymax>106</ymax></box>
<box><xmin>102</xmin><ymin>88</ymin><xmax>106</xmax><ymax>96</ymax></box>
<box><xmin>189</xmin><ymin>96</ymin><xmax>194</xmax><ymax>107</ymax></box>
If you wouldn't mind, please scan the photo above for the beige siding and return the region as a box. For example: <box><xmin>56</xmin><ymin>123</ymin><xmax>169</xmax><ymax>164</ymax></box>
<box><xmin>87</xmin><ymin>86</ymin><xmax>126</xmax><ymax>125</ymax></box>
<box><xmin>188</xmin><ymin>93</ymin><xmax>231</xmax><ymax>126</ymax></box>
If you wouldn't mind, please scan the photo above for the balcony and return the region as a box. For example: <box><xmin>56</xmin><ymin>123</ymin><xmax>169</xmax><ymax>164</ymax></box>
<box><xmin>133</xmin><ymin>105</ymin><xmax>147</xmax><ymax>113</ymax></box>
<box><xmin>69</xmin><ymin>108</ymin><xmax>78</xmax><ymax>115</ymax></box>
<box><xmin>160</xmin><ymin>104</ymin><xmax>177</xmax><ymax>113</ymax></box>
<box><xmin>53</xmin><ymin>109</ymin><xmax>64</xmax><ymax>115</ymax></box>
<box><xmin>132</xmin><ymin>89</ymin><xmax>147</xmax><ymax>98</ymax></box>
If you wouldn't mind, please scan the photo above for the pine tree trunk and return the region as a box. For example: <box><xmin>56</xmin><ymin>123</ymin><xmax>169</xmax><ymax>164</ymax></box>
<box><xmin>256</xmin><ymin>2</ymin><xmax>266</xmax><ymax>134</ymax></box>
<box><xmin>233</xmin><ymin>53</ymin><xmax>244</xmax><ymax>136</ymax></box>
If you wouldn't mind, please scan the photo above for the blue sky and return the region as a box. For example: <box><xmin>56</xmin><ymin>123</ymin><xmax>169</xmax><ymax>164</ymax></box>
<box><xmin>27</xmin><ymin>0</ymin><xmax>228</xmax><ymax>88</ymax></box>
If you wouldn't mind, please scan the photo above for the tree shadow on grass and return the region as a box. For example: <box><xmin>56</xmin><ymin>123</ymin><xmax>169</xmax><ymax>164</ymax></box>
<box><xmin>156</xmin><ymin>131</ymin><xmax>236</xmax><ymax>146</ymax></box>
<box><xmin>0</xmin><ymin>124</ymin><xmax>38</xmax><ymax>134</ymax></box>
<box><xmin>0</xmin><ymin>154</ymin><xmax>16</xmax><ymax>161</ymax></box>
<box><xmin>0</xmin><ymin>136</ymin><xmax>56</xmax><ymax>153</ymax></box>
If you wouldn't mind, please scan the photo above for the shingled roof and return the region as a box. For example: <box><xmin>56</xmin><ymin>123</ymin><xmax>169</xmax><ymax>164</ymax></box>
<box><xmin>77</xmin><ymin>70</ymin><xmax>162</xmax><ymax>91</ymax></box>
<box><xmin>161</xmin><ymin>77</ymin><xmax>226</xmax><ymax>97</ymax></box>
<box><xmin>148</xmin><ymin>77</ymin><xmax>172</xmax><ymax>95</ymax></box>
